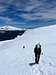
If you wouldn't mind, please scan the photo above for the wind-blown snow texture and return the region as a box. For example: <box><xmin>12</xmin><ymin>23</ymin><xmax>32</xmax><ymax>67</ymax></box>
<box><xmin>0</xmin><ymin>25</ymin><xmax>56</xmax><ymax>75</ymax></box>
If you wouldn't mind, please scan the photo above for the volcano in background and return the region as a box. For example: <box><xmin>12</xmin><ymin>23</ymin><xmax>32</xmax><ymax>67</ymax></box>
<box><xmin>0</xmin><ymin>25</ymin><xmax>25</xmax><ymax>41</ymax></box>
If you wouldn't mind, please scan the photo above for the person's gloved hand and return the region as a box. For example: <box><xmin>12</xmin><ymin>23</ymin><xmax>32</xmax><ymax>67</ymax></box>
<box><xmin>41</xmin><ymin>53</ymin><xmax>43</xmax><ymax>55</ymax></box>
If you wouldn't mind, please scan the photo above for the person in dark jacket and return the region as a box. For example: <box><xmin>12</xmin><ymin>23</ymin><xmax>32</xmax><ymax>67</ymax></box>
<box><xmin>34</xmin><ymin>43</ymin><xmax>41</xmax><ymax>64</ymax></box>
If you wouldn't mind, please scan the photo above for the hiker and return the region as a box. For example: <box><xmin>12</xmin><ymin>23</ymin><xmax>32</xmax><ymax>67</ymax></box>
<box><xmin>34</xmin><ymin>43</ymin><xmax>41</xmax><ymax>64</ymax></box>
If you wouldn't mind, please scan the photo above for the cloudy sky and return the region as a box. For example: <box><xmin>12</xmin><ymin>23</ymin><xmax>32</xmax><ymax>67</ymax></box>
<box><xmin>0</xmin><ymin>0</ymin><xmax>56</xmax><ymax>28</ymax></box>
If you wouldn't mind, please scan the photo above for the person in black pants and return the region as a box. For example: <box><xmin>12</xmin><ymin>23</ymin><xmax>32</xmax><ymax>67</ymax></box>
<box><xmin>34</xmin><ymin>43</ymin><xmax>41</xmax><ymax>64</ymax></box>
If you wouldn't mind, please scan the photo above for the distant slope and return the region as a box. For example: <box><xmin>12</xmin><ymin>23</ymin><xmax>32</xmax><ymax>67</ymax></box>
<box><xmin>0</xmin><ymin>25</ymin><xmax>26</xmax><ymax>30</ymax></box>
<box><xmin>0</xmin><ymin>25</ymin><xmax>26</xmax><ymax>41</ymax></box>
<box><xmin>0</xmin><ymin>25</ymin><xmax>56</xmax><ymax>75</ymax></box>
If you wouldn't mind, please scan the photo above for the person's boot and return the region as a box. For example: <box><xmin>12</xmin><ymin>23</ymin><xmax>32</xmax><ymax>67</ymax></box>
<box><xmin>36</xmin><ymin>60</ymin><xmax>39</xmax><ymax>64</ymax></box>
<box><xmin>35</xmin><ymin>59</ymin><xmax>38</xmax><ymax>64</ymax></box>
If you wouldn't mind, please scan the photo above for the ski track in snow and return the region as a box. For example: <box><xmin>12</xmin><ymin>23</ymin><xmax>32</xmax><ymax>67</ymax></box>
<box><xmin>31</xmin><ymin>55</ymin><xmax>56</xmax><ymax>75</ymax></box>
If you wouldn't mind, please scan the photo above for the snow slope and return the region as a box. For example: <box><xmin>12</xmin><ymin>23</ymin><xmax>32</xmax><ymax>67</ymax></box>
<box><xmin>0</xmin><ymin>25</ymin><xmax>26</xmax><ymax>30</ymax></box>
<box><xmin>0</xmin><ymin>25</ymin><xmax>56</xmax><ymax>75</ymax></box>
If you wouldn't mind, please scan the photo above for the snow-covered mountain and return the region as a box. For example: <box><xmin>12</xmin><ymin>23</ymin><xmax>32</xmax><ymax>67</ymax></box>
<box><xmin>0</xmin><ymin>25</ymin><xmax>26</xmax><ymax>30</ymax></box>
<box><xmin>0</xmin><ymin>25</ymin><xmax>56</xmax><ymax>75</ymax></box>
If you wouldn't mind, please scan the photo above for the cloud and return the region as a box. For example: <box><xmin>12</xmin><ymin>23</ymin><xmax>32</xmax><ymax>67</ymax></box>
<box><xmin>0</xmin><ymin>16</ymin><xmax>26</xmax><ymax>28</ymax></box>
<box><xmin>10</xmin><ymin>0</ymin><xmax>55</xmax><ymax>21</ymax></box>
<box><xmin>0</xmin><ymin>0</ymin><xmax>56</xmax><ymax>27</ymax></box>
<box><xmin>19</xmin><ymin>0</ymin><xmax>56</xmax><ymax>20</ymax></box>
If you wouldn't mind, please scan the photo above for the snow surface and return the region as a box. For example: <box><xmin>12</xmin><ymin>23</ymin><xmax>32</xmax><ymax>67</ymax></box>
<box><xmin>0</xmin><ymin>25</ymin><xmax>26</xmax><ymax>30</ymax></box>
<box><xmin>0</xmin><ymin>25</ymin><xmax>56</xmax><ymax>75</ymax></box>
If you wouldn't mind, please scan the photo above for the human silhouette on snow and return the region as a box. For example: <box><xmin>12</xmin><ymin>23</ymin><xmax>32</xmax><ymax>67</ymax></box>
<box><xmin>34</xmin><ymin>43</ymin><xmax>41</xmax><ymax>64</ymax></box>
